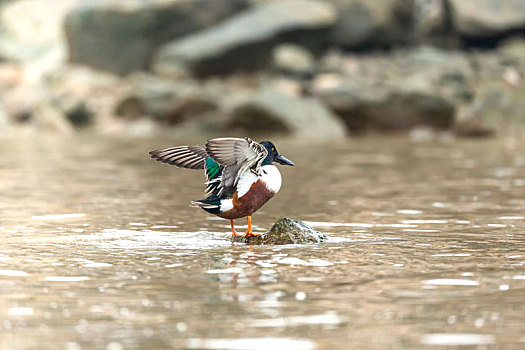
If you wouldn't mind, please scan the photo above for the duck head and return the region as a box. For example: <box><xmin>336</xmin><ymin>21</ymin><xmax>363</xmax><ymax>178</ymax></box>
<box><xmin>260</xmin><ymin>141</ymin><xmax>294</xmax><ymax>166</ymax></box>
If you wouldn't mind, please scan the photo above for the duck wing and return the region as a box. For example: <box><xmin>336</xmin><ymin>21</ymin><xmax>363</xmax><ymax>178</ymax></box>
<box><xmin>205</xmin><ymin>137</ymin><xmax>267</xmax><ymax>196</ymax></box>
<box><xmin>149</xmin><ymin>145</ymin><xmax>207</xmax><ymax>169</ymax></box>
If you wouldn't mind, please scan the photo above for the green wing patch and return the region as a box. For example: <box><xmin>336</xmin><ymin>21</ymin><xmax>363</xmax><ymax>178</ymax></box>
<box><xmin>205</xmin><ymin>157</ymin><xmax>221</xmax><ymax>181</ymax></box>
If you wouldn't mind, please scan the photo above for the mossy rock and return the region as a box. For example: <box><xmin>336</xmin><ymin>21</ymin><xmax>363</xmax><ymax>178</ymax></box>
<box><xmin>232</xmin><ymin>218</ymin><xmax>326</xmax><ymax>245</ymax></box>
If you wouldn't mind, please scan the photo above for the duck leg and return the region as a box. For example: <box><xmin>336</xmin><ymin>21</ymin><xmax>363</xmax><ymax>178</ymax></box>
<box><xmin>231</xmin><ymin>219</ymin><xmax>243</xmax><ymax>237</ymax></box>
<box><xmin>245</xmin><ymin>216</ymin><xmax>260</xmax><ymax>237</ymax></box>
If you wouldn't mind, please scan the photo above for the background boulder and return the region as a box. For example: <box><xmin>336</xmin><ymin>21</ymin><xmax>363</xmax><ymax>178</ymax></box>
<box><xmin>153</xmin><ymin>0</ymin><xmax>336</xmax><ymax>76</ymax></box>
<box><xmin>449</xmin><ymin>0</ymin><xmax>525</xmax><ymax>39</ymax></box>
<box><xmin>64</xmin><ymin>0</ymin><xmax>249</xmax><ymax>75</ymax></box>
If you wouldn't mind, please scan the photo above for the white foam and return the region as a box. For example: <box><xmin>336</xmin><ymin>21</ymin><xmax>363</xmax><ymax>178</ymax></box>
<box><xmin>247</xmin><ymin>313</ymin><xmax>343</xmax><ymax>328</ymax></box>
<box><xmin>397</xmin><ymin>209</ymin><xmax>423</xmax><ymax>214</ymax></box>
<box><xmin>423</xmin><ymin>279</ymin><xmax>479</xmax><ymax>286</ymax></box>
<box><xmin>401</xmin><ymin>220</ymin><xmax>448</xmax><ymax>224</ymax></box>
<box><xmin>206</xmin><ymin>268</ymin><xmax>243</xmax><ymax>274</ymax></box>
<box><xmin>8</xmin><ymin>307</ymin><xmax>33</xmax><ymax>316</ymax></box>
<box><xmin>0</xmin><ymin>269</ymin><xmax>28</xmax><ymax>277</ymax></box>
<box><xmin>32</xmin><ymin>213</ymin><xmax>85</xmax><ymax>220</ymax></box>
<box><xmin>83</xmin><ymin>262</ymin><xmax>112</xmax><ymax>268</ymax></box>
<box><xmin>305</xmin><ymin>221</ymin><xmax>373</xmax><ymax>228</ymax></box>
<box><xmin>185</xmin><ymin>337</ymin><xmax>316</xmax><ymax>350</ymax></box>
<box><xmin>274</xmin><ymin>257</ymin><xmax>333</xmax><ymax>267</ymax></box>
<box><xmin>44</xmin><ymin>276</ymin><xmax>90</xmax><ymax>282</ymax></box>
<box><xmin>432</xmin><ymin>253</ymin><xmax>471</xmax><ymax>257</ymax></box>
<box><xmin>421</xmin><ymin>333</ymin><xmax>495</xmax><ymax>346</ymax></box>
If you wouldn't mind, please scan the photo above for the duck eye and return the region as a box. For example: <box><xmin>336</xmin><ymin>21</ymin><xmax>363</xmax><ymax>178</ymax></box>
<box><xmin>271</xmin><ymin>148</ymin><xmax>275</xmax><ymax>151</ymax></box>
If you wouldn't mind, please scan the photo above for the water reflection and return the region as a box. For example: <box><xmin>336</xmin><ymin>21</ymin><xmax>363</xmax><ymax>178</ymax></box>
<box><xmin>0</xmin><ymin>135</ymin><xmax>524</xmax><ymax>349</ymax></box>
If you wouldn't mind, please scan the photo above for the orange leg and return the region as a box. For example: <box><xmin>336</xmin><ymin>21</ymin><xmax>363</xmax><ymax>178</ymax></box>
<box><xmin>231</xmin><ymin>219</ymin><xmax>243</xmax><ymax>237</ymax></box>
<box><xmin>245</xmin><ymin>216</ymin><xmax>260</xmax><ymax>237</ymax></box>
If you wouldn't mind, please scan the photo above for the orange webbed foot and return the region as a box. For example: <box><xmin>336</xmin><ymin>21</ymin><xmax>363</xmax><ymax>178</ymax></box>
<box><xmin>230</xmin><ymin>219</ymin><xmax>244</xmax><ymax>237</ymax></box>
<box><xmin>244</xmin><ymin>216</ymin><xmax>261</xmax><ymax>238</ymax></box>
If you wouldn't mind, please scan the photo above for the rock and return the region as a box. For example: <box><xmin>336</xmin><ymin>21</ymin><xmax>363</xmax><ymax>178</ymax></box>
<box><xmin>412</xmin><ymin>0</ymin><xmax>458</xmax><ymax>47</ymax></box>
<box><xmin>272</xmin><ymin>44</ymin><xmax>316</xmax><ymax>76</ymax></box>
<box><xmin>153</xmin><ymin>0</ymin><xmax>336</xmax><ymax>76</ymax></box>
<box><xmin>499</xmin><ymin>38</ymin><xmax>525</xmax><ymax>63</ymax></box>
<box><xmin>232</xmin><ymin>218</ymin><xmax>327</xmax><ymax>245</ymax></box>
<box><xmin>114</xmin><ymin>74</ymin><xmax>219</xmax><ymax>124</ymax></box>
<box><xmin>228</xmin><ymin>88</ymin><xmax>347</xmax><ymax>138</ymax></box>
<box><xmin>65</xmin><ymin>0</ymin><xmax>249</xmax><ymax>75</ymax></box>
<box><xmin>327</xmin><ymin>0</ymin><xmax>415</xmax><ymax>48</ymax></box>
<box><xmin>319</xmin><ymin>84</ymin><xmax>455</xmax><ymax>131</ymax></box>
<box><xmin>312</xmin><ymin>47</ymin><xmax>477</xmax><ymax>132</ymax></box>
<box><xmin>52</xmin><ymin>95</ymin><xmax>93</xmax><ymax>127</ymax></box>
<box><xmin>448</xmin><ymin>0</ymin><xmax>525</xmax><ymax>38</ymax></box>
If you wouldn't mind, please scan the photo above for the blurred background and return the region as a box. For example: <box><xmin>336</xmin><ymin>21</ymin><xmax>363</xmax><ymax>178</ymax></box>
<box><xmin>0</xmin><ymin>0</ymin><xmax>524</xmax><ymax>139</ymax></box>
<box><xmin>1</xmin><ymin>1</ymin><xmax>525</xmax><ymax>350</ymax></box>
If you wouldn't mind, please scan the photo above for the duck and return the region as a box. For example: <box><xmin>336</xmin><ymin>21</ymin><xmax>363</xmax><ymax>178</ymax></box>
<box><xmin>149</xmin><ymin>137</ymin><xmax>294</xmax><ymax>238</ymax></box>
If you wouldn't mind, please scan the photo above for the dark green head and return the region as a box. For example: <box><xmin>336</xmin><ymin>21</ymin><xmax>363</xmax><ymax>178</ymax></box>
<box><xmin>260</xmin><ymin>141</ymin><xmax>294</xmax><ymax>166</ymax></box>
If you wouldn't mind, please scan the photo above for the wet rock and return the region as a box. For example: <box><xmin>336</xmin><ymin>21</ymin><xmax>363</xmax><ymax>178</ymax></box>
<box><xmin>272</xmin><ymin>44</ymin><xmax>316</xmax><ymax>76</ymax></box>
<box><xmin>153</xmin><ymin>0</ymin><xmax>336</xmax><ymax>76</ymax></box>
<box><xmin>327</xmin><ymin>0</ymin><xmax>414</xmax><ymax>49</ymax></box>
<box><xmin>65</xmin><ymin>0</ymin><xmax>249</xmax><ymax>75</ymax></box>
<box><xmin>448</xmin><ymin>0</ymin><xmax>525</xmax><ymax>38</ymax></box>
<box><xmin>232</xmin><ymin>218</ymin><xmax>327</xmax><ymax>245</ymax></box>
<box><xmin>228</xmin><ymin>88</ymin><xmax>347</xmax><ymax>138</ymax></box>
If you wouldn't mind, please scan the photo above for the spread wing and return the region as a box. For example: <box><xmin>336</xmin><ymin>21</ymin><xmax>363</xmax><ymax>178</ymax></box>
<box><xmin>206</xmin><ymin>137</ymin><xmax>267</xmax><ymax>195</ymax></box>
<box><xmin>149</xmin><ymin>145</ymin><xmax>207</xmax><ymax>169</ymax></box>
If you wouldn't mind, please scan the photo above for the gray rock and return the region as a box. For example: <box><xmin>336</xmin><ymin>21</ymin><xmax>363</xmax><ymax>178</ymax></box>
<box><xmin>153</xmin><ymin>0</ymin><xmax>336</xmax><ymax>76</ymax></box>
<box><xmin>499</xmin><ymin>38</ymin><xmax>525</xmax><ymax>63</ymax></box>
<box><xmin>114</xmin><ymin>74</ymin><xmax>219</xmax><ymax>124</ymax></box>
<box><xmin>65</xmin><ymin>0</ymin><xmax>249</xmax><ymax>75</ymax></box>
<box><xmin>327</xmin><ymin>0</ymin><xmax>414</xmax><ymax>48</ymax></box>
<box><xmin>228</xmin><ymin>88</ymin><xmax>347</xmax><ymax>138</ymax></box>
<box><xmin>232</xmin><ymin>218</ymin><xmax>327</xmax><ymax>245</ymax></box>
<box><xmin>52</xmin><ymin>95</ymin><xmax>93</xmax><ymax>127</ymax></box>
<box><xmin>412</xmin><ymin>0</ymin><xmax>458</xmax><ymax>47</ymax></box>
<box><xmin>318</xmin><ymin>83</ymin><xmax>455</xmax><ymax>131</ymax></box>
<box><xmin>449</xmin><ymin>0</ymin><xmax>525</xmax><ymax>38</ymax></box>
<box><xmin>272</xmin><ymin>44</ymin><xmax>316</xmax><ymax>76</ymax></box>
<box><xmin>313</xmin><ymin>47</ymin><xmax>476</xmax><ymax>132</ymax></box>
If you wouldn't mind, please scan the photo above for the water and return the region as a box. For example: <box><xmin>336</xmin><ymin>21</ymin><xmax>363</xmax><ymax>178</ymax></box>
<box><xmin>0</xmin><ymin>134</ymin><xmax>524</xmax><ymax>349</ymax></box>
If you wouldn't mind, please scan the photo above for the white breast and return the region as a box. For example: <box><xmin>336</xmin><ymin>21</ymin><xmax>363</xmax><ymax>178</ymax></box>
<box><xmin>237</xmin><ymin>165</ymin><xmax>282</xmax><ymax>198</ymax></box>
<box><xmin>260</xmin><ymin>164</ymin><xmax>282</xmax><ymax>193</ymax></box>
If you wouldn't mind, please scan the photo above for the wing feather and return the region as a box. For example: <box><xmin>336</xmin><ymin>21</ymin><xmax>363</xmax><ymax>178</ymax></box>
<box><xmin>205</xmin><ymin>137</ymin><xmax>267</xmax><ymax>195</ymax></box>
<box><xmin>149</xmin><ymin>145</ymin><xmax>207</xmax><ymax>169</ymax></box>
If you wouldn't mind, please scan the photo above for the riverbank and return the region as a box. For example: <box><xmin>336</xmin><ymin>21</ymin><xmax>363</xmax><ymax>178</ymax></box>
<box><xmin>1</xmin><ymin>0</ymin><xmax>524</xmax><ymax>139</ymax></box>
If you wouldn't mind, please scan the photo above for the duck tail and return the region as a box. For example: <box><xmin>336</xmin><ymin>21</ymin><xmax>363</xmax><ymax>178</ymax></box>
<box><xmin>190</xmin><ymin>200</ymin><xmax>219</xmax><ymax>209</ymax></box>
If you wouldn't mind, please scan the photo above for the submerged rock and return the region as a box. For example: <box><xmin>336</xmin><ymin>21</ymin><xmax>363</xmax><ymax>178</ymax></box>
<box><xmin>232</xmin><ymin>218</ymin><xmax>326</xmax><ymax>245</ymax></box>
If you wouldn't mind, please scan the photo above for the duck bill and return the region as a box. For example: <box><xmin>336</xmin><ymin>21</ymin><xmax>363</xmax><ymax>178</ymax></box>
<box><xmin>275</xmin><ymin>154</ymin><xmax>294</xmax><ymax>166</ymax></box>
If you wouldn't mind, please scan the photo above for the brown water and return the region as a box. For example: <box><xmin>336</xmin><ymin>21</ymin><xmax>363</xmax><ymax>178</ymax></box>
<box><xmin>0</xmin><ymin>134</ymin><xmax>524</xmax><ymax>350</ymax></box>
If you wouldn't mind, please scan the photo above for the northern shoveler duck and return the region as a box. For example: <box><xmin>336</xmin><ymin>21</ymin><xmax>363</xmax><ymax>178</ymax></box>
<box><xmin>149</xmin><ymin>137</ymin><xmax>294</xmax><ymax>238</ymax></box>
